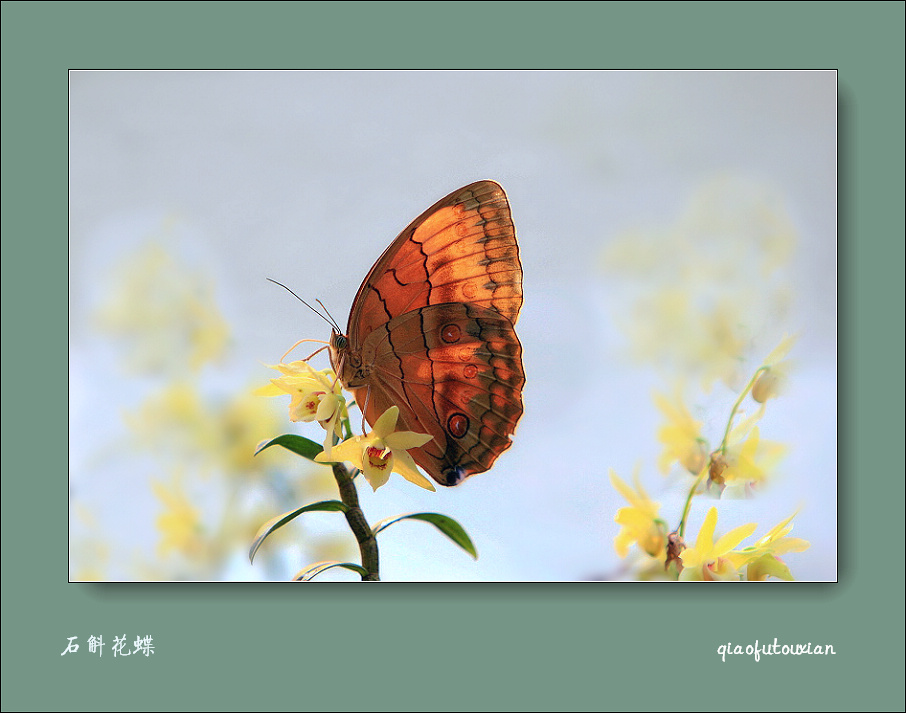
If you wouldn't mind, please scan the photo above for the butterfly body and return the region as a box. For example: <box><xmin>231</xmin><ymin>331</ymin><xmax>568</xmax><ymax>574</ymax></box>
<box><xmin>329</xmin><ymin>181</ymin><xmax>524</xmax><ymax>486</ymax></box>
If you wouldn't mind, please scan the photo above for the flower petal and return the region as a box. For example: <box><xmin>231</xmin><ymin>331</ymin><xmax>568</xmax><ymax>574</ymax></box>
<box><xmin>614</xmin><ymin>529</ymin><xmax>634</xmax><ymax>559</ymax></box>
<box><xmin>315</xmin><ymin>436</ymin><xmax>364</xmax><ymax>468</ymax></box>
<box><xmin>254</xmin><ymin>383</ymin><xmax>285</xmax><ymax>397</ymax></box>
<box><xmin>391</xmin><ymin>451</ymin><xmax>436</xmax><ymax>492</ymax></box>
<box><xmin>609</xmin><ymin>470</ymin><xmax>638</xmax><ymax>503</ymax></box>
<box><xmin>769</xmin><ymin>537</ymin><xmax>811</xmax><ymax>556</ymax></box>
<box><xmin>384</xmin><ymin>430</ymin><xmax>433</xmax><ymax>451</ymax></box>
<box><xmin>693</xmin><ymin>507</ymin><xmax>719</xmax><ymax>553</ymax></box>
<box><xmin>713</xmin><ymin>522</ymin><xmax>758</xmax><ymax>556</ymax></box>
<box><xmin>372</xmin><ymin>405</ymin><xmax>400</xmax><ymax>437</ymax></box>
<box><xmin>747</xmin><ymin>553</ymin><xmax>794</xmax><ymax>581</ymax></box>
<box><xmin>362</xmin><ymin>456</ymin><xmax>392</xmax><ymax>491</ymax></box>
<box><xmin>763</xmin><ymin>333</ymin><xmax>797</xmax><ymax>366</ymax></box>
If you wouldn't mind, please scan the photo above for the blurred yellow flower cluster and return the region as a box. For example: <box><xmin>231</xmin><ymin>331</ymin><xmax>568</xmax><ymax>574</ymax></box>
<box><xmin>72</xmin><ymin>238</ymin><xmax>351</xmax><ymax>580</ymax></box>
<box><xmin>654</xmin><ymin>336</ymin><xmax>795</xmax><ymax>496</ymax></box>
<box><xmin>676</xmin><ymin>507</ymin><xmax>810</xmax><ymax>581</ymax></box>
<box><xmin>152</xmin><ymin>472</ymin><xmax>203</xmax><ymax>558</ymax></box>
<box><xmin>610</xmin><ymin>334</ymin><xmax>809</xmax><ymax>581</ymax></box>
<box><xmin>727</xmin><ymin>510</ymin><xmax>811</xmax><ymax>581</ymax></box>
<box><xmin>610</xmin><ymin>470</ymin><xmax>667</xmax><ymax>560</ymax></box>
<box><xmin>601</xmin><ymin>177</ymin><xmax>796</xmax><ymax>391</ymax></box>
<box><xmin>69</xmin><ymin>507</ymin><xmax>110</xmax><ymax>581</ymax></box>
<box><xmin>654</xmin><ymin>389</ymin><xmax>707</xmax><ymax>475</ymax></box>
<box><xmin>95</xmin><ymin>242</ymin><xmax>229</xmax><ymax>375</ymax></box>
<box><xmin>678</xmin><ymin>507</ymin><xmax>756</xmax><ymax>581</ymax></box>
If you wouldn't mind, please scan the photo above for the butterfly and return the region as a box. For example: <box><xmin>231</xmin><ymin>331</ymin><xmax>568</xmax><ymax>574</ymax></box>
<box><xmin>328</xmin><ymin>180</ymin><xmax>525</xmax><ymax>486</ymax></box>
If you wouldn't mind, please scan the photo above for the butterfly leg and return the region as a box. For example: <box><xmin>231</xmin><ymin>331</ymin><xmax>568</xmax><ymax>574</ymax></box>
<box><xmin>280</xmin><ymin>340</ymin><xmax>329</xmax><ymax>363</ymax></box>
<box><xmin>359</xmin><ymin>384</ymin><xmax>372</xmax><ymax>435</ymax></box>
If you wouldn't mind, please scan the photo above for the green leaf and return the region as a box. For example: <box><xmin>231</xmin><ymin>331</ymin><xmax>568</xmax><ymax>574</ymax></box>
<box><xmin>255</xmin><ymin>434</ymin><xmax>323</xmax><ymax>461</ymax></box>
<box><xmin>372</xmin><ymin>512</ymin><xmax>478</xmax><ymax>559</ymax></box>
<box><xmin>248</xmin><ymin>501</ymin><xmax>348</xmax><ymax>563</ymax></box>
<box><xmin>294</xmin><ymin>561</ymin><xmax>369</xmax><ymax>581</ymax></box>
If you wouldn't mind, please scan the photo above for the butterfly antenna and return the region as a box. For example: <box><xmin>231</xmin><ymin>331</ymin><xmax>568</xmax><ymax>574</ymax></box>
<box><xmin>315</xmin><ymin>299</ymin><xmax>342</xmax><ymax>333</ymax></box>
<box><xmin>267</xmin><ymin>278</ymin><xmax>336</xmax><ymax>330</ymax></box>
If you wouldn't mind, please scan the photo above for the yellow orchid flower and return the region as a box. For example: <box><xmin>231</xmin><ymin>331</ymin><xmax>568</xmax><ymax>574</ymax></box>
<box><xmin>96</xmin><ymin>242</ymin><xmax>230</xmax><ymax>375</ymax></box>
<box><xmin>717</xmin><ymin>423</ymin><xmax>787</xmax><ymax>495</ymax></box>
<box><xmin>315</xmin><ymin>406</ymin><xmax>435</xmax><ymax>492</ymax></box>
<box><xmin>752</xmin><ymin>333</ymin><xmax>797</xmax><ymax>403</ymax></box>
<box><xmin>258</xmin><ymin>361</ymin><xmax>347</xmax><ymax>457</ymax></box>
<box><xmin>260</xmin><ymin>361</ymin><xmax>343</xmax><ymax>424</ymax></box>
<box><xmin>728</xmin><ymin>510</ymin><xmax>810</xmax><ymax>581</ymax></box>
<box><xmin>610</xmin><ymin>469</ymin><xmax>667</xmax><ymax>559</ymax></box>
<box><xmin>216</xmin><ymin>387</ymin><xmax>285</xmax><ymax>476</ymax></box>
<box><xmin>679</xmin><ymin>507</ymin><xmax>757</xmax><ymax>581</ymax></box>
<box><xmin>654</xmin><ymin>389</ymin><xmax>708</xmax><ymax>475</ymax></box>
<box><xmin>152</xmin><ymin>473</ymin><xmax>203</xmax><ymax>558</ymax></box>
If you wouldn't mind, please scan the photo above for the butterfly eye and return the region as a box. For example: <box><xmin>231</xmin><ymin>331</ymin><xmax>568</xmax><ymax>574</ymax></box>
<box><xmin>334</xmin><ymin>335</ymin><xmax>348</xmax><ymax>350</ymax></box>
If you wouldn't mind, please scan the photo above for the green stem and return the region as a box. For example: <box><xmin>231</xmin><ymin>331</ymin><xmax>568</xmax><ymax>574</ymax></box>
<box><xmin>332</xmin><ymin>462</ymin><xmax>380</xmax><ymax>581</ymax></box>
<box><xmin>719</xmin><ymin>366</ymin><xmax>767</xmax><ymax>454</ymax></box>
<box><xmin>677</xmin><ymin>467</ymin><xmax>708</xmax><ymax>538</ymax></box>
<box><xmin>677</xmin><ymin>365</ymin><xmax>768</xmax><ymax>538</ymax></box>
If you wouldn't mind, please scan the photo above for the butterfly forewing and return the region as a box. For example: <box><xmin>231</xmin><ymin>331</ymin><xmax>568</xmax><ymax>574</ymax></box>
<box><xmin>347</xmin><ymin>180</ymin><xmax>523</xmax><ymax>343</ymax></box>
<box><xmin>336</xmin><ymin>180</ymin><xmax>524</xmax><ymax>486</ymax></box>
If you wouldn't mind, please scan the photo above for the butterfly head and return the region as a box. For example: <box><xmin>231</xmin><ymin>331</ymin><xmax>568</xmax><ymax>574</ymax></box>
<box><xmin>327</xmin><ymin>330</ymin><xmax>346</xmax><ymax>376</ymax></box>
<box><xmin>329</xmin><ymin>331</ymin><xmax>347</xmax><ymax>353</ymax></box>
<box><xmin>329</xmin><ymin>330</ymin><xmax>370</xmax><ymax>389</ymax></box>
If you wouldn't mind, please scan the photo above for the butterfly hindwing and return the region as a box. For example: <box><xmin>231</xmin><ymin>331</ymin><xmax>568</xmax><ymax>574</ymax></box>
<box><xmin>359</xmin><ymin>302</ymin><xmax>524</xmax><ymax>486</ymax></box>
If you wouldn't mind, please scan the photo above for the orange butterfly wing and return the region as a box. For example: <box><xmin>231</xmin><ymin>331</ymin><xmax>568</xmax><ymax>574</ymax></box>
<box><xmin>355</xmin><ymin>303</ymin><xmax>524</xmax><ymax>485</ymax></box>
<box><xmin>336</xmin><ymin>180</ymin><xmax>524</xmax><ymax>486</ymax></box>
<box><xmin>347</xmin><ymin>180</ymin><xmax>522</xmax><ymax>338</ymax></box>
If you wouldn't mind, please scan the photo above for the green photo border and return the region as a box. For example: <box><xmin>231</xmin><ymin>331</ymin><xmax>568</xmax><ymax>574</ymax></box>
<box><xmin>3</xmin><ymin>1</ymin><xmax>903</xmax><ymax>710</ymax></box>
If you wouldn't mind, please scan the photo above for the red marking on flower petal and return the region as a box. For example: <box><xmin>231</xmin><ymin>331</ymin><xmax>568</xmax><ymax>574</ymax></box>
<box><xmin>366</xmin><ymin>446</ymin><xmax>391</xmax><ymax>471</ymax></box>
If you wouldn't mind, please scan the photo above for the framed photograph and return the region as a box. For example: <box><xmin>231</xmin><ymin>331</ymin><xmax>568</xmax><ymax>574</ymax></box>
<box><xmin>3</xmin><ymin>3</ymin><xmax>901</xmax><ymax>711</ymax></box>
<box><xmin>68</xmin><ymin>68</ymin><xmax>837</xmax><ymax>584</ymax></box>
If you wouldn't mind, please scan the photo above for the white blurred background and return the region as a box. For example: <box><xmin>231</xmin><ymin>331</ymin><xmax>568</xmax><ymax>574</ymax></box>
<box><xmin>69</xmin><ymin>70</ymin><xmax>836</xmax><ymax>581</ymax></box>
